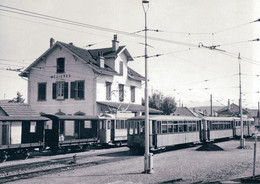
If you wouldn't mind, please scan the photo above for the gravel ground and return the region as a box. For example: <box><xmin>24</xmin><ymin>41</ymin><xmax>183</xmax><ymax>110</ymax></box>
<box><xmin>7</xmin><ymin>138</ymin><xmax>260</xmax><ymax>184</ymax></box>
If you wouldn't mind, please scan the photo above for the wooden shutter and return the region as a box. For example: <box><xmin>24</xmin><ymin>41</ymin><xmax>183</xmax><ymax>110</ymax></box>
<box><xmin>71</xmin><ymin>82</ymin><xmax>76</xmax><ymax>98</ymax></box>
<box><xmin>52</xmin><ymin>83</ymin><xmax>56</xmax><ymax>99</ymax></box>
<box><xmin>78</xmin><ymin>81</ymin><xmax>84</xmax><ymax>99</ymax></box>
<box><xmin>64</xmin><ymin>82</ymin><xmax>68</xmax><ymax>99</ymax></box>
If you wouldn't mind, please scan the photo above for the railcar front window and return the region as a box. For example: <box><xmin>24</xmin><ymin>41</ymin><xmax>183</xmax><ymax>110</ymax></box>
<box><xmin>179</xmin><ymin>124</ymin><xmax>184</xmax><ymax>132</ymax></box>
<box><xmin>162</xmin><ymin>124</ymin><xmax>167</xmax><ymax>133</ymax></box>
<box><xmin>168</xmin><ymin>125</ymin><xmax>173</xmax><ymax>133</ymax></box>
<box><xmin>174</xmin><ymin>125</ymin><xmax>178</xmax><ymax>132</ymax></box>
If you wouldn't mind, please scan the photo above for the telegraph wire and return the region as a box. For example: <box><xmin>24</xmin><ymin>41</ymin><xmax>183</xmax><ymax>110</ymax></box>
<box><xmin>0</xmin><ymin>5</ymin><xmax>198</xmax><ymax>48</ymax></box>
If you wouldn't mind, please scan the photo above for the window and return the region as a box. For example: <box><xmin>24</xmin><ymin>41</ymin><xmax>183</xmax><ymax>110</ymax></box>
<box><xmin>119</xmin><ymin>61</ymin><xmax>123</xmax><ymax>75</ymax></box>
<box><xmin>38</xmin><ymin>83</ymin><xmax>46</xmax><ymax>101</ymax></box>
<box><xmin>84</xmin><ymin>121</ymin><xmax>92</xmax><ymax>128</ymax></box>
<box><xmin>119</xmin><ymin>84</ymin><xmax>124</xmax><ymax>102</ymax></box>
<box><xmin>106</xmin><ymin>82</ymin><xmax>112</xmax><ymax>100</ymax></box>
<box><xmin>52</xmin><ymin>82</ymin><xmax>68</xmax><ymax>100</ymax></box>
<box><xmin>71</xmin><ymin>81</ymin><xmax>84</xmax><ymax>99</ymax></box>
<box><xmin>131</xmin><ymin>86</ymin><xmax>135</xmax><ymax>102</ymax></box>
<box><xmin>30</xmin><ymin>121</ymin><xmax>36</xmax><ymax>133</ymax></box>
<box><xmin>56</xmin><ymin>58</ymin><xmax>65</xmax><ymax>73</ymax></box>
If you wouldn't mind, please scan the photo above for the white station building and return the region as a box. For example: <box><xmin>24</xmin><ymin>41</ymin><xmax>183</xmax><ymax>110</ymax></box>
<box><xmin>20</xmin><ymin>35</ymin><xmax>161</xmax><ymax>117</ymax></box>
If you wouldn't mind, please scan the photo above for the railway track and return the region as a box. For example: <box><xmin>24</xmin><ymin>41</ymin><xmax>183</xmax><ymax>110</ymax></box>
<box><xmin>0</xmin><ymin>147</ymin><xmax>134</xmax><ymax>183</ymax></box>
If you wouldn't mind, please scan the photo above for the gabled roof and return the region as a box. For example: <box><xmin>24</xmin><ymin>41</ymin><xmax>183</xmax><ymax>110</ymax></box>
<box><xmin>20</xmin><ymin>41</ymin><xmax>119</xmax><ymax>77</ymax></box>
<box><xmin>128</xmin><ymin>67</ymin><xmax>145</xmax><ymax>81</ymax></box>
<box><xmin>88</xmin><ymin>46</ymin><xmax>132</xmax><ymax>60</ymax></box>
<box><xmin>217</xmin><ymin>103</ymin><xmax>248</xmax><ymax>114</ymax></box>
<box><xmin>0</xmin><ymin>100</ymin><xmax>48</xmax><ymax>121</ymax></box>
<box><xmin>20</xmin><ymin>41</ymin><xmax>137</xmax><ymax>78</ymax></box>
<box><xmin>0</xmin><ymin>100</ymin><xmax>40</xmax><ymax>116</ymax></box>
<box><xmin>173</xmin><ymin>107</ymin><xmax>200</xmax><ymax>117</ymax></box>
<box><xmin>97</xmin><ymin>101</ymin><xmax>162</xmax><ymax>114</ymax></box>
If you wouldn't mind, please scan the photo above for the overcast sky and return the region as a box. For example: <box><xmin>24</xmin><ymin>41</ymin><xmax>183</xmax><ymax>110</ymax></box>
<box><xmin>0</xmin><ymin>0</ymin><xmax>260</xmax><ymax>109</ymax></box>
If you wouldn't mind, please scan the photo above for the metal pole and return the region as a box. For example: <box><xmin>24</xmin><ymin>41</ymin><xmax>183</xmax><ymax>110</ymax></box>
<box><xmin>239</xmin><ymin>53</ymin><xmax>245</xmax><ymax>148</ymax></box>
<box><xmin>142</xmin><ymin>0</ymin><xmax>153</xmax><ymax>174</ymax></box>
<box><xmin>253</xmin><ymin>132</ymin><xmax>257</xmax><ymax>179</ymax></box>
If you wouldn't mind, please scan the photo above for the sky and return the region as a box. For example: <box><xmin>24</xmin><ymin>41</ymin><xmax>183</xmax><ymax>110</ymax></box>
<box><xmin>0</xmin><ymin>0</ymin><xmax>260</xmax><ymax>109</ymax></box>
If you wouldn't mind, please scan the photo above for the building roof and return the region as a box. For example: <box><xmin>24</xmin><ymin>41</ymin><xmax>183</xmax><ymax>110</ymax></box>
<box><xmin>0</xmin><ymin>101</ymin><xmax>40</xmax><ymax>116</ymax></box>
<box><xmin>173</xmin><ymin>107</ymin><xmax>200</xmax><ymax>117</ymax></box>
<box><xmin>191</xmin><ymin>106</ymin><xmax>224</xmax><ymax>116</ymax></box>
<box><xmin>19</xmin><ymin>41</ymin><xmax>143</xmax><ymax>81</ymax></box>
<box><xmin>217</xmin><ymin>103</ymin><xmax>249</xmax><ymax>116</ymax></box>
<box><xmin>97</xmin><ymin>101</ymin><xmax>162</xmax><ymax>114</ymax></box>
<box><xmin>0</xmin><ymin>100</ymin><xmax>48</xmax><ymax>121</ymax></box>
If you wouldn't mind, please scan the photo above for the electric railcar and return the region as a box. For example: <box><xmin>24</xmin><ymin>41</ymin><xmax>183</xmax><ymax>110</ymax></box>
<box><xmin>127</xmin><ymin>115</ymin><xmax>202</xmax><ymax>151</ymax></box>
<box><xmin>98</xmin><ymin>113</ymin><xmax>133</xmax><ymax>146</ymax></box>
<box><xmin>127</xmin><ymin>115</ymin><xmax>256</xmax><ymax>152</ymax></box>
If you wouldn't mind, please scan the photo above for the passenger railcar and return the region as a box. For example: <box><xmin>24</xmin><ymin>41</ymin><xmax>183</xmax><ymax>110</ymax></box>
<box><xmin>233</xmin><ymin>117</ymin><xmax>255</xmax><ymax>137</ymax></box>
<box><xmin>201</xmin><ymin>117</ymin><xmax>234</xmax><ymax>142</ymax></box>
<box><xmin>127</xmin><ymin>115</ymin><xmax>202</xmax><ymax>151</ymax></box>
<box><xmin>42</xmin><ymin>114</ymin><xmax>98</xmax><ymax>153</ymax></box>
<box><xmin>98</xmin><ymin>113</ymin><xmax>132</xmax><ymax>145</ymax></box>
<box><xmin>0</xmin><ymin>116</ymin><xmax>48</xmax><ymax>162</ymax></box>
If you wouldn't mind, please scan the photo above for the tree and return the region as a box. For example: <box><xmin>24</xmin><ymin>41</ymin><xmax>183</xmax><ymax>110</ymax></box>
<box><xmin>161</xmin><ymin>97</ymin><xmax>177</xmax><ymax>115</ymax></box>
<box><xmin>11</xmin><ymin>91</ymin><xmax>25</xmax><ymax>103</ymax></box>
<box><xmin>142</xmin><ymin>91</ymin><xmax>177</xmax><ymax>115</ymax></box>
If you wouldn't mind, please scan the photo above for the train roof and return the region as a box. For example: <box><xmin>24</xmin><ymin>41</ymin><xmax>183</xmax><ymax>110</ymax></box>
<box><xmin>42</xmin><ymin>114</ymin><xmax>98</xmax><ymax>120</ymax></box>
<box><xmin>127</xmin><ymin>115</ymin><xmax>201</xmax><ymax>121</ymax></box>
<box><xmin>0</xmin><ymin>116</ymin><xmax>49</xmax><ymax>121</ymax></box>
<box><xmin>201</xmin><ymin>117</ymin><xmax>235</xmax><ymax>121</ymax></box>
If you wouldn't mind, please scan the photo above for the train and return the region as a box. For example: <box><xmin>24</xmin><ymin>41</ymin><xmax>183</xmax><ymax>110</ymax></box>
<box><xmin>127</xmin><ymin>115</ymin><xmax>255</xmax><ymax>152</ymax></box>
<box><xmin>0</xmin><ymin>114</ymin><xmax>256</xmax><ymax>162</ymax></box>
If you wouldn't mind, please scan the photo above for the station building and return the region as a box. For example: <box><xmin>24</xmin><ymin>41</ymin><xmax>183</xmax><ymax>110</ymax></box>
<box><xmin>20</xmin><ymin>35</ymin><xmax>161</xmax><ymax>118</ymax></box>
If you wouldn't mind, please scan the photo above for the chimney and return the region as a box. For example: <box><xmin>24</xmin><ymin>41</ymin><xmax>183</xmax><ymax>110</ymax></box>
<box><xmin>228</xmin><ymin>99</ymin><xmax>230</xmax><ymax>110</ymax></box>
<box><xmin>112</xmin><ymin>34</ymin><xmax>119</xmax><ymax>52</ymax></box>
<box><xmin>97</xmin><ymin>51</ymin><xmax>105</xmax><ymax>68</ymax></box>
<box><xmin>50</xmin><ymin>38</ymin><xmax>55</xmax><ymax>48</ymax></box>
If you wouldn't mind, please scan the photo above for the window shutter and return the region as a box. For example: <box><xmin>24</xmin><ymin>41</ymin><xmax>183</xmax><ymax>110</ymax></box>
<box><xmin>52</xmin><ymin>83</ymin><xmax>56</xmax><ymax>99</ymax></box>
<box><xmin>64</xmin><ymin>82</ymin><xmax>68</xmax><ymax>99</ymax></box>
<box><xmin>78</xmin><ymin>81</ymin><xmax>84</xmax><ymax>99</ymax></box>
<box><xmin>71</xmin><ymin>82</ymin><xmax>76</xmax><ymax>98</ymax></box>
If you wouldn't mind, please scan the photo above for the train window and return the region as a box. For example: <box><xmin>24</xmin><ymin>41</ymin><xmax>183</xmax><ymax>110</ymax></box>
<box><xmin>107</xmin><ymin>120</ymin><xmax>111</xmax><ymax>129</ymax></box>
<box><xmin>30</xmin><ymin>121</ymin><xmax>36</xmax><ymax>133</ymax></box>
<box><xmin>179</xmin><ymin>125</ymin><xmax>184</xmax><ymax>132</ymax></box>
<box><xmin>162</xmin><ymin>124</ymin><xmax>167</xmax><ymax>133</ymax></box>
<box><xmin>101</xmin><ymin>121</ymin><xmax>106</xmax><ymax>129</ymax></box>
<box><xmin>188</xmin><ymin>124</ymin><xmax>192</xmax><ymax>132</ymax></box>
<box><xmin>162</xmin><ymin>121</ymin><xmax>167</xmax><ymax>124</ymax></box>
<box><xmin>121</xmin><ymin>120</ymin><xmax>125</xmax><ymax>129</ymax></box>
<box><xmin>84</xmin><ymin>121</ymin><xmax>92</xmax><ymax>128</ymax></box>
<box><xmin>46</xmin><ymin>120</ymin><xmax>52</xmax><ymax>129</ymax></box>
<box><xmin>174</xmin><ymin>121</ymin><xmax>178</xmax><ymax>124</ymax></box>
<box><xmin>168</xmin><ymin>125</ymin><xmax>173</xmax><ymax>133</ymax></box>
<box><xmin>140</xmin><ymin>121</ymin><xmax>145</xmax><ymax>134</ymax></box>
<box><xmin>184</xmin><ymin>125</ymin><xmax>187</xmax><ymax>132</ymax></box>
<box><xmin>129</xmin><ymin>121</ymin><xmax>134</xmax><ymax>135</ymax></box>
<box><xmin>192</xmin><ymin>124</ymin><xmax>196</xmax><ymax>131</ymax></box>
<box><xmin>174</xmin><ymin>125</ymin><xmax>178</xmax><ymax>132</ymax></box>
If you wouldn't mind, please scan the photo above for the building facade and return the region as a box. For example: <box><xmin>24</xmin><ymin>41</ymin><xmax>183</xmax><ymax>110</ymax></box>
<box><xmin>20</xmin><ymin>35</ymin><xmax>150</xmax><ymax>116</ymax></box>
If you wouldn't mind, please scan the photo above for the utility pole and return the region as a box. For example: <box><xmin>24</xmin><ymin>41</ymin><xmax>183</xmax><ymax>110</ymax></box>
<box><xmin>239</xmin><ymin>53</ymin><xmax>245</xmax><ymax>148</ymax></box>
<box><xmin>210</xmin><ymin>94</ymin><xmax>213</xmax><ymax>116</ymax></box>
<box><xmin>142</xmin><ymin>0</ymin><xmax>153</xmax><ymax>174</ymax></box>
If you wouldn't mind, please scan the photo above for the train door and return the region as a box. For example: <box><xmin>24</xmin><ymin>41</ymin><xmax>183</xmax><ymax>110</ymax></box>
<box><xmin>111</xmin><ymin>120</ymin><xmax>115</xmax><ymax>142</ymax></box>
<box><xmin>207</xmin><ymin>121</ymin><xmax>210</xmax><ymax>141</ymax></box>
<box><xmin>152</xmin><ymin>120</ymin><xmax>157</xmax><ymax>148</ymax></box>
<box><xmin>2</xmin><ymin>123</ymin><xmax>10</xmax><ymax>145</ymax></box>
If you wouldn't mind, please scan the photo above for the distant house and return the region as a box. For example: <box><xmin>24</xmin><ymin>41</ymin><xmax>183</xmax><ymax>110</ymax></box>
<box><xmin>172</xmin><ymin>107</ymin><xmax>200</xmax><ymax>117</ymax></box>
<box><xmin>217</xmin><ymin>103</ymin><xmax>250</xmax><ymax>117</ymax></box>
<box><xmin>19</xmin><ymin>35</ymin><xmax>160</xmax><ymax>118</ymax></box>
<box><xmin>190</xmin><ymin>106</ymin><xmax>223</xmax><ymax>117</ymax></box>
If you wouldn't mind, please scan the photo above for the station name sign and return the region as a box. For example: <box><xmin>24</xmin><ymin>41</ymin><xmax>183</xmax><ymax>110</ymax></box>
<box><xmin>51</xmin><ymin>74</ymin><xmax>71</xmax><ymax>79</ymax></box>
